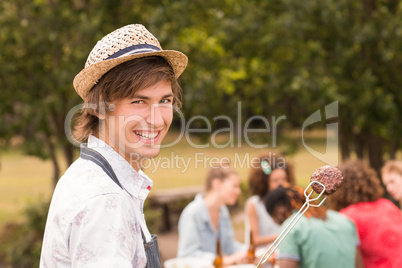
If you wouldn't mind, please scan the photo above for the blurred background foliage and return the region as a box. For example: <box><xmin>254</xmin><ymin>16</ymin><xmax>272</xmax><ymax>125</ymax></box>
<box><xmin>0</xmin><ymin>0</ymin><xmax>401</xmax><ymax>266</ymax></box>
<box><xmin>0</xmin><ymin>199</ymin><xmax>48</xmax><ymax>268</ymax></box>
<box><xmin>1</xmin><ymin>0</ymin><xmax>401</xmax><ymax>185</ymax></box>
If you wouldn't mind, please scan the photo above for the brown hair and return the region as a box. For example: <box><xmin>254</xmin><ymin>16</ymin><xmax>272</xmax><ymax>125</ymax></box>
<box><xmin>248</xmin><ymin>152</ymin><xmax>295</xmax><ymax>198</ymax></box>
<box><xmin>382</xmin><ymin>160</ymin><xmax>402</xmax><ymax>177</ymax></box>
<box><xmin>73</xmin><ymin>56</ymin><xmax>182</xmax><ymax>142</ymax></box>
<box><xmin>328</xmin><ymin>159</ymin><xmax>384</xmax><ymax>211</ymax></box>
<box><xmin>265</xmin><ymin>184</ymin><xmax>327</xmax><ymax>220</ymax></box>
<box><xmin>205</xmin><ymin>162</ymin><xmax>238</xmax><ymax>192</ymax></box>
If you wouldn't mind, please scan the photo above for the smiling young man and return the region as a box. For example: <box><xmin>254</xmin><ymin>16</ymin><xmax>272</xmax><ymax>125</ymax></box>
<box><xmin>40</xmin><ymin>25</ymin><xmax>187</xmax><ymax>268</ymax></box>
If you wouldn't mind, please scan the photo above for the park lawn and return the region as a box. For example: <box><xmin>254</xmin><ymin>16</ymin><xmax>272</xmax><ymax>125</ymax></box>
<box><xmin>0</xmin><ymin>130</ymin><xmax>337</xmax><ymax>227</ymax></box>
<box><xmin>0</xmin><ymin>152</ymin><xmax>59</xmax><ymax>225</ymax></box>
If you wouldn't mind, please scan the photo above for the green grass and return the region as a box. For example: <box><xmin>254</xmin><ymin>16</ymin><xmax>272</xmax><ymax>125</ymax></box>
<box><xmin>0</xmin><ymin>153</ymin><xmax>55</xmax><ymax>225</ymax></box>
<box><xmin>0</xmin><ymin>130</ymin><xmax>337</xmax><ymax>227</ymax></box>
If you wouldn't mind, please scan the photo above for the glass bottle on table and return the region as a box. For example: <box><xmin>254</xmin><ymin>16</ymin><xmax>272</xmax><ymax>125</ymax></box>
<box><xmin>246</xmin><ymin>230</ymin><xmax>255</xmax><ymax>263</ymax></box>
<box><xmin>213</xmin><ymin>236</ymin><xmax>223</xmax><ymax>268</ymax></box>
<box><xmin>271</xmin><ymin>249</ymin><xmax>279</xmax><ymax>268</ymax></box>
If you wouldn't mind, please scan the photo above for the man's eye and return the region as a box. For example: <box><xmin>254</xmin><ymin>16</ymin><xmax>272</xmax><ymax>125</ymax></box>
<box><xmin>131</xmin><ymin>100</ymin><xmax>144</xmax><ymax>104</ymax></box>
<box><xmin>160</xmin><ymin>99</ymin><xmax>172</xmax><ymax>104</ymax></box>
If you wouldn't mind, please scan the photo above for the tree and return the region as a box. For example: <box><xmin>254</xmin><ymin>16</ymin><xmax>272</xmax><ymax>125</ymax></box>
<box><xmin>0</xmin><ymin>0</ymin><xmax>159</xmax><ymax>186</ymax></box>
<box><xmin>1</xmin><ymin>0</ymin><xmax>400</xmax><ymax>186</ymax></box>
<box><xmin>262</xmin><ymin>0</ymin><xmax>402</xmax><ymax>172</ymax></box>
<box><xmin>158</xmin><ymin>0</ymin><xmax>402</xmax><ymax>172</ymax></box>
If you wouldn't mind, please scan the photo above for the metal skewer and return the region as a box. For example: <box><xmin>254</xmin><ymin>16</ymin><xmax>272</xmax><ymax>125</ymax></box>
<box><xmin>255</xmin><ymin>181</ymin><xmax>327</xmax><ymax>268</ymax></box>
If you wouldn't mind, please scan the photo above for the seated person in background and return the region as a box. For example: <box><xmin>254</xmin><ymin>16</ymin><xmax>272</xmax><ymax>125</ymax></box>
<box><xmin>381</xmin><ymin>160</ymin><xmax>402</xmax><ymax>209</ymax></box>
<box><xmin>329</xmin><ymin>159</ymin><xmax>402</xmax><ymax>268</ymax></box>
<box><xmin>264</xmin><ymin>184</ymin><xmax>363</xmax><ymax>268</ymax></box>
<box><xmin>177</xmin><ymin>163</ymin><xmax>247</xmax><ymax>265</ymax></box>
<box><xmin>245</xmin><ymin>153</ymin><xmax>295</xmax><ymax>248</ymax></box>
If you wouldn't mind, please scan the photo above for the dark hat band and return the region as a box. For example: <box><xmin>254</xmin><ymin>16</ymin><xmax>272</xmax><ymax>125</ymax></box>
<box><xmin>106</xmin><ymin>43</ymin><xmax>161</xmax><ymax>60</ymax></box>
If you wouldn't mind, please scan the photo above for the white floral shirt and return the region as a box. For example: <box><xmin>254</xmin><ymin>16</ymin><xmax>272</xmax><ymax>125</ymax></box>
<box><xmin>40</xmin><ymin>135</ymin><xmax>153</xmax><ymax>268</ymax></box>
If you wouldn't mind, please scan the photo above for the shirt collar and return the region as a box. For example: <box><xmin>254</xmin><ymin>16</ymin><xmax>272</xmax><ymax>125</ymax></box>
<box><xmin>86</xmin><ymin>135</ymin><xmax>153</xmax><ymax>200</ymax></box>
<box><xmin>194</xmin><ymin>194</ymin><xmax>227</xmax><ymax>225</ymax></box>
<box><xmin>194</xmin><ymin>194</ymin><xmax>208</xmax><ymax>217</ymax></box>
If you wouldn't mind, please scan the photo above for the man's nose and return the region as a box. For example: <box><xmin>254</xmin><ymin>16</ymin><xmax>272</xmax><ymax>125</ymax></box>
<box><xmin>145</xmin><ymin>104</ymin><xmax>164</xmax><ymax>128</ymax></box>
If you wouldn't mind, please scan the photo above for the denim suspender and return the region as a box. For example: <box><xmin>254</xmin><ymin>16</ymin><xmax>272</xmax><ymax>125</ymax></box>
<box><xmin>80</xmin><ymin>144</ymin><xmax>162</xmax><ymax>268</ymax></box>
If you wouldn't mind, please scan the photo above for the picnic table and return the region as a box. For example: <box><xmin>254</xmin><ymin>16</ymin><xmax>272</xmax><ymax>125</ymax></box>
<box><xmin>148</xmin><ymin>185</ymin><xmax>204</xmax><ymax>232</ymax></box>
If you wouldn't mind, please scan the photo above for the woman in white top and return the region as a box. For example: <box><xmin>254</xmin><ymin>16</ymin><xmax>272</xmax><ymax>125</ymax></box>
<box><xmin>245</xmin><ymin>152</ymin><xmax>295</xmax><ymax>248</ymax></box>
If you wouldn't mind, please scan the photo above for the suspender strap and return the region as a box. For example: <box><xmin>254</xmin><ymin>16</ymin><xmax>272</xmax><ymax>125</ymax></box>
<box><xmin>80</xmin><ymin>144</ymin><xmax>123</xmax><ymax>189</ymax></box>
<box><xmin>142</xmin><ymin>231</ymin><xmax>162</xmax><ymax>268</ymax></box>
<box><xmin>79</xmin><ymin>143</ymin><xmax>162</xmax><ymax>268</ymax></box>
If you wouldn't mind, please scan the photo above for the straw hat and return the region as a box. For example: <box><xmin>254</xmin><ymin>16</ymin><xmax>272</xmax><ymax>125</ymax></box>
<box><xmin>73</xmin><ymin>24</ymin><xmax>188</xmax><ymax>100</ymax></box>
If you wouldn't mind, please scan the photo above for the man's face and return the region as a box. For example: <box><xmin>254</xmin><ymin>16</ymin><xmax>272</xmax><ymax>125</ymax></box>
<box><xmin>102</xmin><ymin>80</ymin><xmax>174</xmax><ymax>170</ymax></box>
<box><xmin>272</xmin><ymin>204</ymin><xmax>290</xmax><ymax>225</ymax></box>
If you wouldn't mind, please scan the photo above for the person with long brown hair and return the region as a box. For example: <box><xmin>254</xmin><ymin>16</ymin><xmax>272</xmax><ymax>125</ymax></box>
<box><xmin>264</xmin><ymin>184</ymin><xmax>363</xmax><ymax>268</ymax></box>
<box><xmin>245</xmin><ymin>152</ymin><xmax>295</xmax><ymax>248</ymax></box>
<box><xmin>329</xmin><ymin>159</ymin><xmax>402</xmax><ymax>268</ymax></box>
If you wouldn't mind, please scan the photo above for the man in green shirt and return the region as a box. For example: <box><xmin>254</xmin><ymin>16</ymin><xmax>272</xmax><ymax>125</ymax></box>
<box><xmin>264</xmin><ymin>185</ymin><xmax>364</xmax><ymax>268</ymax></box>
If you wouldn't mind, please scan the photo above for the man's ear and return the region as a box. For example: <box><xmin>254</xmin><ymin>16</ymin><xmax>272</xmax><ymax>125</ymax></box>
<box><xmin>93</xmin><ymin>100</ymin><xmax>108</xmax><ymax>120</ymax></box>
<box><xmin>96</xmin><ymin>112</ymin><xmax>106</xmax><ymax>120</ymax></box>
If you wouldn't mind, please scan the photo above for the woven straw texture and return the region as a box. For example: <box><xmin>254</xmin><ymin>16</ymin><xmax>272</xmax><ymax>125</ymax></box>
<box><xmin>73</xmin><ymin>24</ymin><xmax>187</xmax><ymax>100</ymax></box>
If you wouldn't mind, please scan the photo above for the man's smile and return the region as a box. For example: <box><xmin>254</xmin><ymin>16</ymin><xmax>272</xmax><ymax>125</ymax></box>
<box><xmin>133</xmin><ymin>130</ymin><xmax>161</xmax><ymax>143</ymax></box>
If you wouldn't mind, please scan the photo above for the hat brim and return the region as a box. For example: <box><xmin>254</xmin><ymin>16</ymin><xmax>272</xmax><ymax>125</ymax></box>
<box><xmin>73</xmin><ymin>50</ymin><xmax>188</xmax><ymax>100</ymax></box>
